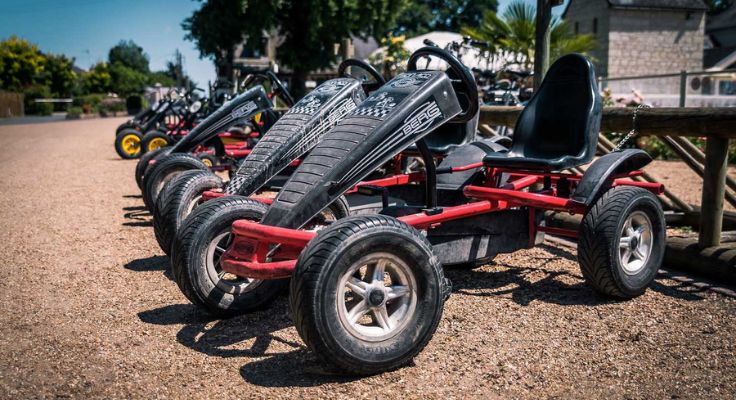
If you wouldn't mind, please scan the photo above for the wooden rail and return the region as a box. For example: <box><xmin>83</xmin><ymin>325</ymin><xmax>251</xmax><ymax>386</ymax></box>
<box><xmin>479</xmin><ymin>106</ymin><xmax>735</xmax><ymax>248</ymax></box>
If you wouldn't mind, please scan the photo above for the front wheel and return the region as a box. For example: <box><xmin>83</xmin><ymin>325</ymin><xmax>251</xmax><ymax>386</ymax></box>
<box><xmin>290</xmin><ymin>215</ymin><xmax>449</xmax><ymax>375</ymax></box>
<box><xmin>115</xmin><ymin>129</ymin><xmax>143</xmax><ymax>159</ymax></box>
<box><xmin>172</xmin><ymin>196</ymin><xmax>286</xmax><ymax>317</ymax></box>
<box><xmin>578</xmin><ymin>186</ymin><xmax>665</xmax><ymax>299</ymax></box>
<box><xmin>153</xmin><ymin>170</ymin><xmax>223</xmax><ymax>255</ymax></box>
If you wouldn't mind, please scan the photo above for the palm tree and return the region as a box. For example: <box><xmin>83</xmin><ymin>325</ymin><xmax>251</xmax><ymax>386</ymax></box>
<box><xmin>462</xmin><ymin>0</ymin><xmax>596</xmax><ymax>71</ymax></box>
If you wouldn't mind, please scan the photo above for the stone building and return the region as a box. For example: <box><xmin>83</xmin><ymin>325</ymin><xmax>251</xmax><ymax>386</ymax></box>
<box><xmin>563</xmin><ymin>0</ymin><xmax>707</xmax><ymax>103</ymax></box>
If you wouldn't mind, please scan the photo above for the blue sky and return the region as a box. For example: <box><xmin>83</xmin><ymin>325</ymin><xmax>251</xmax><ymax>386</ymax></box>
<box><xmin>0</xmin><ymin>0</ymin><xmax>568</xmax><ymax>87</ymax></box>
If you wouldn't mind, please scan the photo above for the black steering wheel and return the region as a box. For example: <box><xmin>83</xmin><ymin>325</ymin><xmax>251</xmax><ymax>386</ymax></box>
<box><xmin>407</xmin><ymin>46</ymin><xmax>479</xmax><ymax>123</ymax></box>
<box><xmin>241</xmin><ymin>71</ymin><xmax>296</xmax><ymax>107</ymax></box>
<box><xmin>338</xmin><ymin>59</ymin><xmax>386</xmax><ymax>93</ymax></box>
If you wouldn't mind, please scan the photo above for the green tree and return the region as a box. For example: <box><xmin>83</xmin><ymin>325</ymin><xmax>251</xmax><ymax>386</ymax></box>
<box><xmin>108</xmin><ymin>40</ymin><xmax>150</xmax><ymax>74</ymax></box>
<box><xmin>42</xmin><ymin>53</ymin><xmax>77</xmax><ymax>97</ymax></box>
<box><xmin>0</xmin><ymin>36</ymin><xmax>46</xmax><ymax>91</ymax></box>
<box><xmin>183</xmin><ymin>0</ymin><xmax>280</xmax><ymax>83</ymax></box>
<box><xmin>183</xmin><ymin>0</ymin><xmax>407</xmax><ymax>96</ymax></box>
<box><xmin>82</xmin><ymin>62</ymin><xmax>112</xmax><ymax>93</ymax></box>
<box><xmin>394</xmin><ymin>0</ymin><xmax>499</xmax><ymax>36</ymax></box>
<box><xmin>462</xmin><ymin>0</ymin><xmax>596</xmax><ymax>71</ymax></box>
<box><xmin>109</xmin><ymin>62</ymin><xmax>149</xmax><ymax>96</ymax></box>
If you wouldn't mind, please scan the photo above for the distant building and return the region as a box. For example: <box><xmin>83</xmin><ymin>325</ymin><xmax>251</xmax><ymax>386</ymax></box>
<box><xmin>562</xmin><ymin>0</ymin><xmax>712</xmax><ymax>106</ymax></box>
<box><xmin>563</xmin><ymin>0</ymin><xmax>706</xmax><ymax>80</ymax></box>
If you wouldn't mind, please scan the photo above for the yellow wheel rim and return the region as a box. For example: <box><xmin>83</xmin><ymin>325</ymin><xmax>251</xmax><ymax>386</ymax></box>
<box><xmin>201</xmin><ymin>158</ymin><xmax>213</xmax><ymax>167</ymax></box>
<box><xmin>147</xmin><ymin>137</ymin><xmax>168</xmax><ymax>152</ymax></box>
<box><xmin>121</xmin><ymin>134</ymin><xmax>141</xmax><ymax>156</ymax></box>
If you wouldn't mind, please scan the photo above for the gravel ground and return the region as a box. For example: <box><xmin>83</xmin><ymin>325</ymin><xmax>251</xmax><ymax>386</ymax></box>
<box><xmin>0</xmin><ymin>117</ymin><xmax>734</xmax><ymax>399</ymax></box>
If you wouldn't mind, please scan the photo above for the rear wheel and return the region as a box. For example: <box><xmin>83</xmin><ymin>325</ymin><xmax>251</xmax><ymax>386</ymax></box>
<box><xmin>142</xmin><ymin>130</ymin><xmax>171</xmax><ymax>153</ymax></box>
<box><xmin>291</xmin><ymin>215</ymin><xmax>448</xmax><ymax>375</ymax></box>
<box><xmin>172</xmin><ymin>196</ymin><xmax>286</xmax><ymax>317</ymax></box>
<box><xmin>578</xmin><ymin>186</ymin><xmax>665</xmax><ymax>298</ymax></box>
<box><xmin>154</xmin><ymin>170</ymin><xmax>223</xmax><ymax>255</ymax></box>
<box><xmin>142</xmin><ymin>153</ymin><xmax>208</xmax><ymax>211</ymax></box>
<box><xmin>115</xmin><ymin>129</ymin><xmax>143</xmax><ymax>159</ymax></box>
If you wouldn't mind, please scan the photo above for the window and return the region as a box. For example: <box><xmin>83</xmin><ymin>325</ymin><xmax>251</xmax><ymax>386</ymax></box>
<box><xmin>593</xmin><ymin>18</ymin><xmax>598</xmax><ymax>34</ymax></box>
<box><xmin>574</xmin><ymin>21</ymin><xmax>579</xmax><ymax>34</ymax></box>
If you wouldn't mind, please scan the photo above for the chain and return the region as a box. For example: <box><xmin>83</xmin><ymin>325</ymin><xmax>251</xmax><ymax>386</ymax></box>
<box><xmin>613</xmin><ymin>104</ymin><xmax>650</xmax><ymax>151</ymax></box>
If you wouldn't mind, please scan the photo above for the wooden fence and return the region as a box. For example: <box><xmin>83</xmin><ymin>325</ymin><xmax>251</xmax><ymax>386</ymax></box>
<box><xmin>0</xmin><ymin>92</ymin><xmax>24</xmax><ymax>118</ymax></box>
<box><xmin>479</xmin><ymin>106</ymin><xmax>736</xmax><ymax>249</ymax></box>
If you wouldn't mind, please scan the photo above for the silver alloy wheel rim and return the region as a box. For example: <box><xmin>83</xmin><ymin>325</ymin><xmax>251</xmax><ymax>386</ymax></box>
<box><xmin>205</xmin><ymin>231</ymin><xmax>262</xmax><ymax>294</ymax></box>
<box><xmin>336</xmin><ymin>252</ymin><xmax>417</xmax><ymax>342</ymax></box>
<box><xmin>185</xmin><ymin>194</ymin><xmax>202</xmax><ymax>218</ymax></box>
<box><xmin>618</xmin><ymin>211</ymin><xmax>654</xmax><ymax>275</ymax></box>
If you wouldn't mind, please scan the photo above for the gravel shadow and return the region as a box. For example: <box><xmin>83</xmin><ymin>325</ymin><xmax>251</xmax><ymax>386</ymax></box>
<box><xmin>139</xmin><ymin>301</ymin><xmax>364</xmax><ymax>387</ymax></box>
<box><xmin>122</xmin><ymin>207</ymin><xmax>152</xmax><ymax>227</ymax></box>
<box><xmin>123</xmin><ymin>255</ymin><xmax>173</xmax><ymax>281</ymax></box>
<box><xmin>239</xmin><ymin>350</ymin><xmax>363</xmax><ymax>387</ymax></box>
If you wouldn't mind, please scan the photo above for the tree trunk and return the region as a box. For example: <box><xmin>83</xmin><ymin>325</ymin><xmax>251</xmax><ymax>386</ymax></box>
<box><xmin>290</xmin><ymin>67</ymin><xmax>308</xmax><ymax>99</ymax></box>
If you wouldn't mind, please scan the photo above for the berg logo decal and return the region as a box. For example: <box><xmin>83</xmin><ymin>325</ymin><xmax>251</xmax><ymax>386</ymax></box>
<box><xmin>389</xmin><ymin>72</ymin><xmax>433</xmax><ymax>88</ymax></box>
<box><xmin>397</xmin><ymin>101</ymin><xmax>442</xmax><ymax>136</ymax></box>
<box><xmin>231</xmin><ymin>101</ymin><xmax>258</xmax><ymax>119</ymax></box>
<box><xmin>316</xmin><ymin>79</ymin><xmax>349</xmax><ymax>94</ymax></box>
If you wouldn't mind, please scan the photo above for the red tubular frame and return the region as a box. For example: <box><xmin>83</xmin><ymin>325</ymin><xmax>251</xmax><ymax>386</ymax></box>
<box><xmin>217</xmin><ymin>162</ymin><xmax>665</xmax><ymax>281</ymax></box>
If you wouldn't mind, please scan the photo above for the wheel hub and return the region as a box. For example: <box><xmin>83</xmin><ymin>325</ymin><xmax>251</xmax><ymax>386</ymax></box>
<box><xmin>618</xmin><ymin>211</ymin><xmax>654</xmax><ymax>275</ymax></box>
<box><xmin>368</xmin><ymin>289</ymin><xmax>385</xmax><ymax>307</ymax></box>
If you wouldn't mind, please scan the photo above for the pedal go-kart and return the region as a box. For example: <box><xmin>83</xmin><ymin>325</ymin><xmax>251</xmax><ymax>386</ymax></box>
<box><xmin>175</xmin><ymin>51</ymin><xmax>666</xmax><ymax>375</ymax></box>
<box><xmin>153</xmin><ymin>59</ymin><xmax>386</xmax><ymax>256</ymax></box>
<box><xmin>138</xmin><ymin>87</ymin><xmax>278</xmax><ymax>211</ymax></box>
<box><xmin>114</xmin><ymin>89</ymin><xmax>189</xmax><ymax>159</ymax></box>
<box><xmin>137</xmin><ymin>73</ymin><xmax>295</xmax><ymax>211</ymax></box>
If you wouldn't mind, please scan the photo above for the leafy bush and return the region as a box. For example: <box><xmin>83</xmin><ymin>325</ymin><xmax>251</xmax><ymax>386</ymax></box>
<box><xmin>67</xmin><ymin>106</ymin><xmax>83</xmax><ymax>118</ymax></box>
<box><xmin>73</xmin><ymin>93</ymin><xmax>106</xmax><ymax>114</ymax></box>
<box><xmin>23</xmin><ymin>84</ymin><xmax>53</xmax><ymax>115</ymax></box>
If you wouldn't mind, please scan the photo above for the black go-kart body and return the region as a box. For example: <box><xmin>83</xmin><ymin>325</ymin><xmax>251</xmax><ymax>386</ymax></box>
<box><xmin>173</xmin><ymin>51</ymin><xmax>667</xmax><ymax>375</ymax></box>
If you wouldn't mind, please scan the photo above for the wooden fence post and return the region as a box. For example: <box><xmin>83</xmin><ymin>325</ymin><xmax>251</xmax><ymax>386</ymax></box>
<box><xmin>699</xmin><ymin>137</ymin><xmax>730</xmax><ymax>247</ymax></box>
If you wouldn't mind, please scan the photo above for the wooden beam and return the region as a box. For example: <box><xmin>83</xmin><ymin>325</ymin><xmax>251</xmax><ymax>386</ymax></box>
<box><xmin>661</xmin><ymin>136</ymin><xmax>736</xmax><ymax>208</ymax></box>
<box><xmin>670</xmin><ymin>135</ymin><xmax>736</xmax><ymax>193</ymax></box>
<box><xmin>479</xmin><ymin>106</ymin><xmax>736</xmax><ymax>138</ymax></box>
<box><xmin>700</xmin><ymin>137</ymin><xmax>731</xmax><ymax>247</ymax></box>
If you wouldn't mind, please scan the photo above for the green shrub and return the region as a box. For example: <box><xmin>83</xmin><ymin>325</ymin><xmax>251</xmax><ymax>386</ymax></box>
<box><xmin>67</xmin><ymin>106</ymin><xmax>83</xmax><ymax>118</ymax></box>
<box><xmin>23</xmin><ymin>84</ymin><xmax>53</xmax><ymax>115</ymax></box>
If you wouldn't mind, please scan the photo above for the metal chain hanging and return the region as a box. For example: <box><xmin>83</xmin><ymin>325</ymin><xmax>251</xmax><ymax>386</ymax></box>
<box><xmin>613</xmin><ymin>104</ymin><xmax>651</xmax><ymax>151</ymax></box>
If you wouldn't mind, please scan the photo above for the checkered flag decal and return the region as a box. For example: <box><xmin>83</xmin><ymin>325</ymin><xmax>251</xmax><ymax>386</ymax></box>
<box><xmin>288</xmin><ymin>105</ymin><xmax>319</xmax><ymax>115</ymax></box>
<box><xmin>352</xmin><ymin>106</ymin><xmax>392</xmax><ymax>119</ymax></box>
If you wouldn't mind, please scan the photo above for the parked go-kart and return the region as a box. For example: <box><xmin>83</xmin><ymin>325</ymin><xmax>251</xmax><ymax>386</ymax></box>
<box><xmin>154</xmin><ymin>59</ymin><xmax>386</xmax><ymax>256</ymax></box>
<box><xmin>114</xmin><ymin>89</ymin><xmax>194</xmax><ymax>159</ymax></box>
<box><xmin>138</xmin><ymin>76</ymin><xmax>292</xmax><ymax>212</ymax></box>
<box><xmin>174</xmin><ymin>50</ymin><xmax>666</xmax><ymax>375</ymax></box>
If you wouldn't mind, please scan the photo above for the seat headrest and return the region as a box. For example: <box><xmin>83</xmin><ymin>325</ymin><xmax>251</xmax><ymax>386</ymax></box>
<box><xmin>543</xmin><ymin>53</ymin><xmax>595</xmax><ymax>83</ymax></box>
